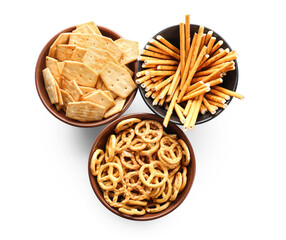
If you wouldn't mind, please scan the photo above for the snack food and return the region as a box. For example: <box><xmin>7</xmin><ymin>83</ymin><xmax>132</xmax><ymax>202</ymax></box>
<box><xmin>137</xmin><ymin>14</ymin><xmax>244</xmax><ymax>130</ymax></box>
<box><xmin>42</xmin><ymin>22</ymin><xmax>138</xmax><ymax>122</ymax></box>
<box><xmin>90</xmin><ymin>118</ymin><xmax>192</xmax><ymax>216</ymax></box>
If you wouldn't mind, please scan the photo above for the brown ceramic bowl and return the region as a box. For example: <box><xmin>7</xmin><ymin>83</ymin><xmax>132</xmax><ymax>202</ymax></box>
<box><xmin>35</xmin><ymin>25</ymin><xmax>137</xmax><ymax>127</ymax></box>
<box><xmin>138</xmin><ymin>24</ymin><xmax>239</xmax><ymax>125</ymax></box>
<box><xmin>88</xmin><ymin>113</ymin><xmax>196</xmax><ymax>221</ymax></box>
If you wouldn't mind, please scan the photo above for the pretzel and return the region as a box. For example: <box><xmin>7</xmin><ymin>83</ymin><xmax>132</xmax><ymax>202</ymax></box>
<box><xmin>154</xmin><ymin>178</ymin><xmax>172</xmax><ymax>204</ymax></box>
<box><xmin>179</xmin><ymin>166</ymin><xmax>188</xmax><ymax>192</ymax></box>
<box><xmin>129</xmin><ymin>137</ymin><xmax>147</xmax><ymax>152</ymax></box>
<box><xmin>90</xmin><ymin>149</ymin><xmax>105</xmax><ymax>176</ymax></box>
<box><xmin>178</xmin><ymin>139</ymin><xmax>191</xmax><ymax>166</ymax></box>
<box><xmin>97</xmin><ymin>162</ymin><xmax>123</xmax><ymax>191</ymax></box>
<box><xmin>170</xmin><ymin>172</ymin><xmax>182</xmax><ymax>201</ymax></box>
<box><xmin>119</xmin><ymin>205</ymin><xmax>146</xmax><ymax>216</ymax></box>
<box><xmin>103</xmin><ymin>180</ymin><xmax>129</xmax><ymax>208</ymax></box>
<box><xmin>135</xmin><ymin>153</ymin><xmax>153</xmax><ymax>166</ymax></box>
<box><xmin>145</xmin><ymin>201</ymin><xmax>171</xmax><ymax>213</ymax></box>
<box><xmin>115</xmin><ymin>129</ymin><xmax>133</xmax><ymax>152</ymax></box>
<box><xmin>120</xmin><ymin>150</ymin><xmax>140</xmax><ymax>171</ymax></box>
<box><xmin>139</xmin><ymin>161</ymin><xmax>168</xmax><ymax>188</ymax></box>
<box><xmin>140</xmin><ymin>142</ymin><xmax>160</xmax><ymax>156</ymax></box>
<box><xmin>134</xmin><ymin>120</ymin><xmax>163</xmax><ymax>143</ymax></box>
<box><xmin>105</xmin><ymin>134</ymin><xmax>116</xmax><ymax>162</ymax></box>
<box><xmin>115</xmin><ymin>118</ymin><xmax>141</xmax><ymax>133</ymax></box>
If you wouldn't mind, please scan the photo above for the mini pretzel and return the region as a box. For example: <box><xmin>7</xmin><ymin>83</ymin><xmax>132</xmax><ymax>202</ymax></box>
<box><xmin>139</xmin><ymin>161</ymin><xmax>168</xmax><ymax>188</ymax></box>
<box><xmin>103</xmin><ymin>184</ymin><xmax>129</xmax><ymax>208</ymax></box>
<box><xmin>145</xmin><ymin>201</ymin><xmax>171</xmax><ymax>213</ymax></box>
<box><xmin>115</xmin><ymin>131</ymin><xmax>132</xmax><ymax>153</ymax></box>
<box><xmin>120</xmin><ymin>150</ymin><xmax>140</xmax><ymax>170</ymax></box>
<box><xmin>119</xmin><ymin>205</ymin><xmax>146</xmax><ymax>216</ymax></box>
<box><xmin>170</xmin><ymin>172</ymin><xmax>182</xmax><ymax>201</ymax></box>
<box><xmin>135</xmin><ymin>153</ymin><xmax>153</xmax><ymax>166</ymax></box>
<box><xmin>179</xmin><ymin>166</ymin><xmax>187</xmax><ymax>192</ymax></box>
<box><xmin>105</xmin><ymin>134</ymin><xmax>116</xmax><ymax>162</ymax></box>
<box><xmin>154</xmin><ymin>178</ymin><xmax>172</xmax><ymax>204</ymax></box>
<box><xmin>178</xmin><ymin>139</ymin><xmax>191</xmax><ymax>166</ymax></box>
<box><xmin>129</xmin><ymin>137</ymin><xmax>147</xmax><ymax>152</ymax></box>
<box><xmin>134</xmin><ymin>120</ymin><xmax>163</xmax><ymax>143</ymax></box>
<box><xmin>140</xmin><ymin>141</ymin><xmax>160</xmax><ymax>156</ymax></box>
<box><xmin>97</xmin><ymin>163</ymin><xmax>123</xmax><ymax>191</ymax></box>
<box><xmin>114</xmin><ymin>118</ymin><xmax>141</xmax><ymax>133</ymax></box>
<box><xmin>158</xmin><ymin>144</ymin><xmax>182</xmax><ymax>168</ymax></box>
<box><xmin>90</xmin><ymin>149</ymin><xmax>105</xmax><ymax>176</ymax></box>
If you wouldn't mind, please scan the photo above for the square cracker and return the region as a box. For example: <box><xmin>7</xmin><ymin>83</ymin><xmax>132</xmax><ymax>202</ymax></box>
<box><xmin>48</xmin><ymin>33</ymin><xmax>70</xmax><ymax>58</ymax></box>
<box><xmin>76</xmin><ymin>21</ymin><xmax>101</xmax><ymax>35</ymax></box>
<box><xmin>42</xmin><ymin>68</ymin><xmax>59</xmax><ymax>104</ymax></box>
<box><xmin>87</xmin><ymin>34</ymin><xmax>123</xmax><ymax>62</ymax></box>
<box><xmin>100</xmin><ymin>62</ymin><xmax>137</xmax><ymax>98</ymax></box>
<box><xmin>73</xmin><ymin>24</ymin><xmax>96</xmax><ymax>35</ymax></box>
<box><xmin>82</xmin><ymin>90</ymin><xmax>115</xmax><ymax>111</ymax></box>
<box><xmin>56</xmin><ymin>44</ymin><xmax>76</xmax><ymax>61</ymax></box>
<box><xmin>82</xmin><ymin>46</ymin><xmax>118</xmax><ymax>73</ymax></box>
<box><xmin>71</xmin><ymin>46</ymin><xmax>87</xmax><ymax>61</ymax></box>
<box><xmin>69</xmin><ymin>33</ymin><xmax>91</xmax><ymax>48</ymax></box>
<box><xmin>66</xmin><ymin>101</ymin><xmax>105</xmax><ymax>122</ymax></box>
<box><xmin>103</xmin><ymin>97</ymin><xmax>126</xmax><ymax>118</ymax></box>
<box><xmin>61</xmin><ymin>79</ymin><xmax>83</xmax><ymax>101</ymax></box>
<box><xmin>114</xmin><ymin>38</ymin><xmax>139</xmax><ymax>65</ymax></box>
<box><xmin>45</xmin><ymin>56</ymin><xmax>61</xmax><ymax>86</ymax></box>
<box><xmin>60</xmin><ymin>89</ymin><xmax>74</xmax><ymax>112</ymax></box>
<box><xmin>61</xmin><ymin>61</ymin><xmax>98</xmax><ymax>88</ymax></box>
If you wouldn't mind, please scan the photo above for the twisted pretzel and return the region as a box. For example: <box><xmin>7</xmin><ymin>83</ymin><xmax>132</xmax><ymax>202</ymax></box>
<box><xmin>90</xmin><ymin>149</ymin><xmax>105</xmax><ymax>176</ymax></box>
<box><xmin>135</xmin><ymin>120</ymin><xmax>163</xmax><ymax>143</ymax></box>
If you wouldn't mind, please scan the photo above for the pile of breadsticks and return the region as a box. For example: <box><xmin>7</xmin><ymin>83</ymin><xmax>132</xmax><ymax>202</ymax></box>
<box><xmin>137</xmin><ymin>14</ymin><xmax>244</xmax><ymax>130</ymax></box>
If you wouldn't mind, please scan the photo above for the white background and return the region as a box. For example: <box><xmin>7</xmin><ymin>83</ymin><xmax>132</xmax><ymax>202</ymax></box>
<box><xmin>1</xmin><ymin>0</ymin><xmax>285</xmax><ymax>239</ymax></box>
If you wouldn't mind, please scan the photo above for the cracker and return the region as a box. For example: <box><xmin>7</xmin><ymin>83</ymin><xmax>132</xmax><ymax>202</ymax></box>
<box><xmin>45</xmin><ymin>56</ymin><xmax>61</xmax><ymax>85</ymax></box>
<box><xmin>58</xmin><ymin>61</ymin><xmax>65</xmax><ymax>73</ymax></box>
<box><xmin>61</xmin><ymin>61</ymin><xmax>98</xmax><ymax>88</ymax></box>
<box><xmin>101</xmin><ymin>83</ymin><xmax>118</xmax><ymax>99</ymax></box>
<box><xmin>103</xmin><ymin>97</ymin><xmax>126</xmax><ymax>118</ymax></box>
<box><xmin>73</xmin><ymin>24</ymin><xmax>96</xmax><ymax>35</ymax></box>
<box><xmin>82</xmin><ymin>90</ymin><xmax>115</xmax><ymax>111</ymax></box>
<box><xmin>42</xmin><ymin>68</ymin><xmax>58</xmax><ymax>104</ymax></box>
<box><xmin>56</xmin><ymin>44</ymin><xmax>76</xmax><ymax>61</ymax></box>
<box><xmin>121</xmin><ymin>64</ymin><xmax>134</xmax><ymax>77</ymax></box>
<box><xmin>66</xmin><ymin>101</ymin><xmax>105</xmax><ymax>122</ymax></box>
<box><xmin>70</xmin><ymin>46</ymin><xmax>87</xmax><ymax>61</ymax></box>
<box><xmin>114</xmin><ymin>38</ymin><xmax>139</xmax><ymax>64</ymax></box>
<box><xmin>61</xmin><ymin>79</ymin><xmax>83</xmax><ymax>101</ymax></box>
<box><xmin>82</xmin><ymin>46</ymin><xmax>118</xmax><ymax>73</ymax></box>
<box><xmin>100</xmin><ymin>62</ymin><xmax>137</xmax><ymax>98</ymax></box>
<box><xmin>48</xmin><ymin>33</ymin><xmax>70</xmax><ymax>58</ymax></box>
<box><xmin>79</xmin><ymin>86</ymin><xmax>97</xmax><ymax>95</ymax></box>
<box><xmin>60</xmin><ymin>89</ymin><xmax>74</xmax><ymax>112</ymax></box>
<box><xmin>87</xmin><ymin>34</ymin><xmax>123</xmax><ymax>62</ymax></box>
<box><xmin>76</xmin><ymin>21</ymin><xmax>101</xmax><ymax>35</ymax></box>
<box><xmin>69</xmin><ymin>33</ymin><xmax>91</xmax><ymax>48</ymax></box>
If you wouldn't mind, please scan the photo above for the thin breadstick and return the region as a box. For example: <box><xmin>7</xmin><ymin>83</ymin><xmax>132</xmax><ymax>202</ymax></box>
<box><xmin>185</xmin><ymin>14</ymin><xmax>191</xmax><ymax>56</ymax></box>
<box><xmin>153</xmin><ymin>88</ymin><xmax>164</xmax><ymax>105</ymax></box>
<box><xmin>135</xmin><ymin>75</ymin><xmax>151</xmax><ymax>84</ymax></box>
<box><xmin>208</xmin><ymin>51</ymin><xmax>237</xmax><ymax>67</ymax></box>
<box><xmin>150</xmin><ymin>76</ymin><xmax>165</xmax><ymax>82</ymax></box>
<box><xmin>207</xmin><ymin>99</ymin><xmax>228</xmax><ymax>109</ymax></box>
<box><xmin>159</xmin><ymin>84</ymin><xmax>171</xmax><ymax>99</ymax></box>
<box><xmin>206</xmin><ymin>37</ymin><xmax>216</xmax><ymax>55</ymax></box>
<box><xmin>209</xmin><ymin>88</ymin><xmax>230</xmax><ymax>100</ymax></box>
<box><xmin>177</xmin><ymin>45</ymin><xmax>207</xmax><ymax>102</ymax></box>
<box><xmin>154</xmin><ymin>75</ymin><xmax>175</xmax><ymax>91</ymax></box>
<box><xmin>200</xmin><ymin>62</ymin><xmax>233</xmax><ymax>83</ymax></box>
<box><xmin>198</xmin><ymin>54</ymin><xmax>209</xmax><ymax>68</ymax></box>
<box><xmin>168</xmin><ymin>62</ymin><xmax>181</xmax><ymax>96</ymax></box>
<box><xmin>145</xmin><ymin>70</ymin><xmax>176</xmax><ymax>77</ymax></box>
<box><xmin>212</xmin><ymin>48</ymin><xmax>223</xmax><ymax>56</ymax></box>
<box><xmin>181</xmin><ymin>85</ymin><xmax>210</xmax><ymax>102</ymax></box>
<box><xmin>204</xmin><ymin>31</ymin><xmax>213</xmax><ymax>46</ymax></box>
<box><xmin>157</xmin><ymin>65</ymin><xmax>178</xmax><ymax>70</ymax></box>
<box><xmin>199</xmin><ymin>33</ymin><xmax>206</xmax><ymax>53</ymax></box>
<box><xmin>189</xmin><ymin>94</ymin><xmax>204</xmax><ymax>130</ymax></box>
<box><xmin>213</xmin><ymin>86</ymin><xmax>245</xmax><ymax>100</ymax></box>
<box><xmin>190</xmin><ymin>26</ymin><xmax>205</xmax><ymax>69</ymax></box>
<box><xmin>208</xmin><ymin>78</ymin><xmax>223</xmax><ymax>87</ymax></box>
<box><xmin>145</xmin><ymin>90</ymin><xmax>153</xmax><ymax>98</ymax></box>
<box><xmin>151</xmin><ymin>78</ymin><xmax>164</xmax><ymax>91</ymax></box>
<box><xmin>185</xmin><ymin>81</ymin><xmax>205</xmax><ymax>94</ymax></box>
<box><xmin>183</xmin><ymin>100</ymin><xmax>192</xmax><ymax>116</ymax></box>
<box><xmin>156</xmin><ymin>35</ymin><xmax>180</xmax><ymax>54</ymax></box>
<box><xmin>145</xmin><ymin>45</ymin><xmax>169</xmax><ymax>55</ymax></box>
<box><xmin>141</xmin><ymin>79</ymin><xmax>153</xmax><ymax>89</ymax></box>
<box><xmin>203</xmin><ymin>97</ymin><xmax>216</xmax><ymax>114</ymax></box>
<box><xmin>198</xmin><ymin>48</ymin><xmax>230</xmax><ymax>70</ymax></box>
<box><xmin>205</xmin><ymin>93</ymin><xmax>226</xmax><ymax>104</ymax></box>
<box><xmin>210</xmin><ymin>40</ymin><xmax>223</xmax><ymax>55</ymax></box>
<box><xmin>200</xmin><ymin>103</ymin><xmax>208</xmax><ymax>114</ymax></box>
<box><xmin>163</xmin><ymin>88</ymin><xmax>180</xmax><ymax>127</ymax></box>
<box><xmin>175</xmin><ymin>103</ymin><xmax>186</xmax><ymax>124</ymax></box>
<box><xmin>183</xmin><ymin>96</ymin><xmax>197</xmax><ymax>130</ymax></box>
<box><xmin>180</xmin><ymin>22</ymin><xmax>186</xmax><ymax>79</ymax></box>
<box><xmin>158</xmin><ymin>97</ymin><xmax>166</xmax><ymax>106</ymax></box>
<box><xmin>149</xmin><ymin>39</ymin><xmax>180</xmax><ymax>60</ymax></box>
<box><xmin>144</xmin><ymin>59</ymin><xmax>179</xmax><ymax>65</ymax></box>
<box><xmin>136</xmin><ymin>68</ymin><xmax>156</xmax><ymax>78</ymax></box>
<box><xmin>140</xmin><ymin>49</ymin><xmax>173</xmax><ymax>60</ymax></box>
<box><xmin>142</xmin><ymin>63</ymin><xmax>157</xmax><ymax>68</ymax></box>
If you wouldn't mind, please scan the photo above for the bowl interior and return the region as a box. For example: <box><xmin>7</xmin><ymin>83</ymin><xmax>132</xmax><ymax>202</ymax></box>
<box><xmin>35</xmin><ymin>25</ymin><xmax>137</xmax><ymax>127</ymax></box>
<box><xmin>137</xmin><ymin>24</ymin><xmax>238</xmax><ymax>125</ymax></box>
<box><xmin>88</xmin><ymin>113</ymin><xmax>196</xmax><ymax>221</ymax></box>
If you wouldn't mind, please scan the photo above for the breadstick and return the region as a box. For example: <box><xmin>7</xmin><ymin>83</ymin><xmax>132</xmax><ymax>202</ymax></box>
<box><xmin>135</xmin><ymin>75</ymin><xmax>151</xmax><ymax>84</ymax></box>
<box><xmin>208</xmin><ymin>78</ymin><xmax>223</xmax><ymax>87</ymax></box>
<box><xmin>213</xmin><ymin>86</ymin><xmax>245</xmax><ymax>100</ymax></box>
<box><xmin>199</xmin><ymin>33</ymin><xmax>206</xmax><ymax>53</ymax></box>
<box><xmin>136</xmin><ymin>68</ymin><xmax>156</xmax><ymax>78</ymax></box>
<box><xmin>168</xmin><ymin>62</ymin><xmax>181</xmax><ymax>96</ymax></box>
<box><xmin>144</xmin><ymin>59</ymin><xmax>179</xmax><ymax>65</ymax></box>
<box><xmin>145</xmin><ymin>90</ymin><xmax>153</xmax><ymax>98</ymax></box>
<box><xmin>185</xmin><ymin>14</ymin><xmax>191</xmax><ymax>56</ymax></box>
<box><xmin>190</xmin><ymin>26</ymin><xmax>205</xmax><ymax>69</ymax></box>
<box><xmin>157</xmin><ymin>65</ymin><xmax>177</xmax><ymax>70</ymax></box>
<box><xmin>163</xmin><ymin>88</ymin><xmax>179</xmax><ymax>127</ymax></box>
<box><xmin>185</xmin><ymin>81</ymin><xmax>205</xmax><ymax>94</ymax></box>
<box><xmin>202</xmin><ymin>97</ymin><xmax>216</xmax><ymax>114</ymax></box>
<box><xmin>207</xmin><ymin>99</ymin><xmax>228</xmax><ymax>109</ymax></box>
<box><xmin>156</xmin><ymin>35</ymin><xmax>180</xmax><ymax>54</ymax></box>
<box><xmin>210</xmin><ymin>40</ymin><xmax>223</xmax><ymax>55</ymax></box>
<box><xmin>206</xmin><ymin>37</ymin><xmax>216</xmax><ymax>55</ymax></box>
<box><xmin>200</xmin><ymin>103</ymin><xmax>208</xmax><ymax>114</ymax></box>
<box><xmin>207</xmin><ymin>51</ymin><xmax>237</xmax><ymax>67</ymax></box>
<box><xmin>138</xmin><ymin>56</ymin><xmax>159</xmax><ymax>61</ymax></box>
<box><xmin>183</xmin><ymin>96</ymin><xmax>197</xmax><ymax>130</ymax></box>
<box><xmin>141</xmin><ymin>79</ymin><xmax>153</xmax><ymax>88</ymax></box>
<box><xmin>183</xmin><ymin>100</ymin><xmax>192</xmax><ymax>116</ymax></box>
<box><xmin>140</xmin><ymin>49</ymin><xmax>174</xmax><ymax>60</ymax></box>
<box><xmin>180</xmin><ymin>22</ymin><xmax>186</xmax><ymax>78</ymax></box>
<box><xmin>175</xmin><ymin>103</ymin><xmax>186</xmax><ymax>124</ymax></box>
<box><xmin>198</xmin><ymin>48</ymin><xmax>229</xmax><ymax>70</ymax></box>
<box><xmin>177</xmin><ymin>45</ymin><xmax>207</xmax><ymax>102</ymax></box>
<box><xmin>145</xmin><ymin>45</ymin><xmax>169</xmax><ymax>55</ymax></box>
<box><xmin>142</xmin><ymin>63</ymin><xmax>157</xmax><ymax>68</ymax></box>
<box><xmin>181</xmin><ymin>85</ymin><xmax>210</xmax><ymax>102</ymax></box>
<box><xmin>159</xmin><ymin>84</ymin><xmax>171</xmax><ymax>99</ymax></box>
<box><xmin>189</xmin><ymin>93</ymin><xmax>204</xmax><ymax>130</ymax></box>
<box><xmin>205</xmin><ymin>93</ymin><xmax>226</xmax><ymax>104</ymax></box>
<box><xmin>209</xmin><ymin>88</ymin><xmax>230</xmax><ymax>100</ymax></box>
<box><xmin>200</xmin><ymin>61</ymin><xmax>233</xmax><ymax>83</ymax></box>
<box><xmin>154</xmin><ymin>74</ymin><xmax>175</xmax><ymax>91</ymax></box>
<box><xmin>204</xmin><ymin>31</ymin><xmax>213</xmax><ymax>46</ymax></box>
<box><xmin>145</xmin><ymin>70</ymin><xmax>176</xmax><ymax>77</ymax></box>
<box><xmin>149</xmin><ymin>39</ymin><xmax>180</xmax><ymax>60</ymax></box>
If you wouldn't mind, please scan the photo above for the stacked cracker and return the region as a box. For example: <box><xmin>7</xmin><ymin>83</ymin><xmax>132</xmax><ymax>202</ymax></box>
<box><xmin>42</xmin><ymin>22</ymin><xmax>138</xmax><ymax>122</ymax></box>
<box><xmin>137</xmin><ymin>15</ymin><xmax>244</xmax><ymax>130</ymax></box>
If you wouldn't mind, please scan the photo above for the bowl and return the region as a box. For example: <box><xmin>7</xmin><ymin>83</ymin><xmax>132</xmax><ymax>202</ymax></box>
<box><xmin>35</xmin><ymin>25</ymin><xmax>137</xmax><ymax>127</ymax></box>
<box><xmin>88</xmin><ymin>113</ymin><xmax>196</xmax><ymax>221</ymax></box>
<box><xmin>137</xmin><ymin>24</ymin><xmax>239</xmax><ymax>125</ymax></box>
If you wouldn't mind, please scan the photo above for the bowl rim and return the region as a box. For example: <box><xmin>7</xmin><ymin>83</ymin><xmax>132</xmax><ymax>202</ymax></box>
<box><xmin>35</xmin><ymin>25</ymin><xmax>138</xmax><ymax>128</ymax></box>
<box><xmin>88</xmin><ymin>112</ymin><xmax>196</xmax><ymax>221</ymax></box>
<box><xmin>137</xmin><ymin>24</ymin><xmax>239</xmax><ymax>125</ymax></box>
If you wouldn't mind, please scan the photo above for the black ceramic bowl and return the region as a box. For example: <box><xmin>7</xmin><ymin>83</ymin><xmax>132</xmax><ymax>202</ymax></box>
<box><xmin>137</xmin><ymin>24</ymin><xmax>239</xmax><ymax>125</ymax></box>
